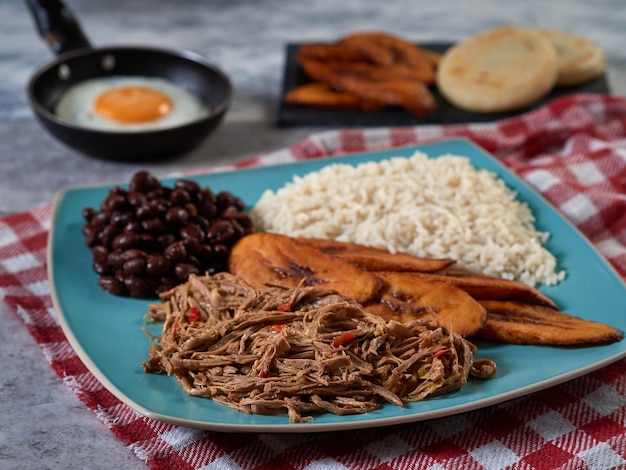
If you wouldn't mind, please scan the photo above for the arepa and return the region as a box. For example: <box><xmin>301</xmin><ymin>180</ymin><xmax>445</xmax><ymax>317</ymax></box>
<box><xmin>538</xmin><ymin>28</ymin><xmax>606</xmax><ymax>86</ymax></box>
<box><xmin>436</xmin><ymin>26</ymin><xmax>559</xmax><ymax>113</ymax></box>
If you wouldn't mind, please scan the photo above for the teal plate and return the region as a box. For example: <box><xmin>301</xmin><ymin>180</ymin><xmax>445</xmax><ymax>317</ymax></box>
<box><xmin>49</xmin><ymin>139</ymin><xmax>626</xmax><ymax>432</ymax></box>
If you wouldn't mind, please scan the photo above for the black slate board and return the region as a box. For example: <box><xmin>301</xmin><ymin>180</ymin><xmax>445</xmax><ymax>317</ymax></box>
<box><xmin>277</xmin><ymin>42</ymin><xmax>611</xmax><ymax>127</ymax></box>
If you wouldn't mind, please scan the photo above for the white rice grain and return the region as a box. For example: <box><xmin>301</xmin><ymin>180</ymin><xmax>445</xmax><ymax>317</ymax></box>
<box><xmin>250</xmin><ymin>151</ymin><xmax>565</xmax><ymax>286</ymax></box>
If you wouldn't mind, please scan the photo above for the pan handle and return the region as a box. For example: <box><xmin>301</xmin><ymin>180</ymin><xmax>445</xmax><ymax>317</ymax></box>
<box><xmin>25</xmin><ymin>0</ymin><xmax>92</xmax><ymax>55</ymax></box>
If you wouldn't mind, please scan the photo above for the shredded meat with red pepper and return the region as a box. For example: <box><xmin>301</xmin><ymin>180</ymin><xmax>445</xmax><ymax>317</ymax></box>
<box><xmin>142</xmin><ymin>272</ymin><xmax>495</xmax><ymax>423</ymax></box>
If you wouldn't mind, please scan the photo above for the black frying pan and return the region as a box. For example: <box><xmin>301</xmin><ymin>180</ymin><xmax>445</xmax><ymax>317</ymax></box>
<box><xmin>26</xmin><ymin>0</ymin><xmax>232</xmax><ymax>162</ymax></box>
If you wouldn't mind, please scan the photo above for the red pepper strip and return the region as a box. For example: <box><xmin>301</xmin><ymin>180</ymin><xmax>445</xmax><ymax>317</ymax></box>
<box><xmin>434</xmin><ymin>347</ymin><xmax>450</xmax><ymax>358</ymax></box>
<box><xmin>263</xmin><ymin>324</ymin><xmax>286</xmax><ymax>333</ymax></box>
<box><xmin>187</xmin><ymin>306</ymin><xmax>201</xmax><ymax>323</ymax></box>
<box><xmin>332</xmin><ymin>331</ymin><xmax>356</xmax><ymax>347</ymax></box>
<box><xmin>277</xmin><ymin>304</ymin><xmax>292</xmax><ymax>312</ymax></box>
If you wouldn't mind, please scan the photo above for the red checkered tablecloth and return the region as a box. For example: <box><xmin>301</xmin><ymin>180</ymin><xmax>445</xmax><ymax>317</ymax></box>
<box><xmin>1</xmin><ymin>94</ymin><xmax>626</xmax><ymax>469</ymax></box>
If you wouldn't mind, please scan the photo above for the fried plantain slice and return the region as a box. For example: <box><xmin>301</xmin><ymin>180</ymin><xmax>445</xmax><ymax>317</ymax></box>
<box><xmin>298</xmin><ymin>57</ymin><xmax>437</xmax><ymax>117</ymax></box>
<box><xmin>228</xmin><ymin>232</ymin><xmax>384</xmax><ymax>305</ymax></box>
<box><xmin>477</xmin><ymin>300</ymin><xmax>623</xmax><ymax>345</ymax></box>
<box><xmin>339</xmin><ymin>31</ymin><xmax>437</xmax><ymax>84</ymax></box>
<box><xmin>369</xmin><ymin>271</ymin><xmax>488</xmax><ymax>337</ymax></box>
<box><xmin>297</xmin><ymin>43</ymin><xmax>370</xmax><ymax>63</ymax></box>
<box><xmin>298</xmin><ymin>55</ymin><xmax>433</xmax><ymax>86</ymax></box>
<box><xmin>284</xmin><ymin>82</ymin><xmax>383</xmax><ymax>110</ymax></box>
<box><xmin>303</xmin><ymin>60</ymin><xmax>437</xmax><ymax>117</ymax></box>
<box><xmin>392</xmin><ymin>270</ymin><xmax>558</xmax><ymax>309</ymax></box>
<box><xmin>296</xmin><ymin>237</ymin><xmax>454</xmax><ymax>272</ymax></box>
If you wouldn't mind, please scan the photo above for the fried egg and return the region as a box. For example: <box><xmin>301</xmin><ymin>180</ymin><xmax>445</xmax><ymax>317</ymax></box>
<box><xmin>54</xmin><ymin>76</ymin><xmax>208</xmax><ymax>132</ymax></box>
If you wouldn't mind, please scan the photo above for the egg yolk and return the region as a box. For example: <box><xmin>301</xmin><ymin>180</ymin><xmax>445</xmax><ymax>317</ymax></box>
<box><xmin>94</xmin><ymin>86</ymin><xmax>173</xmax><ymax>123</ymax></box>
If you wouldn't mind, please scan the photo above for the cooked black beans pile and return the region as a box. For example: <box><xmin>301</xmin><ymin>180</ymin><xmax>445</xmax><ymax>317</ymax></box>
<box><xmin>81</xmin><ymin>170</ymin><xmax>253</xmax><ymax>299</ymax></box>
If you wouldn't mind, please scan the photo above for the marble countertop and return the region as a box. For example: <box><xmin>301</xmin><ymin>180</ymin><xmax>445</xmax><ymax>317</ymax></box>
<box><xmin>1</xmin><ymin>0</ymin><xmax>625</xmax><ymax>468</ymax></box>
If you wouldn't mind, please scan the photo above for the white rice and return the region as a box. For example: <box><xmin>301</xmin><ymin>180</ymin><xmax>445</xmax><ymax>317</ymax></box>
<box><xmin>250</xmin><ymin>151</ymin><xmax>565</xmax><ymax>286</ymax></box>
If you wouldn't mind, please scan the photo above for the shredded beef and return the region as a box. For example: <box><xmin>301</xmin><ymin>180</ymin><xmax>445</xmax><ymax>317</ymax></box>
<box><xmin>143</xmin><ymin>272</ymin><xmax>495</xmax><ymax>423</ymax></box>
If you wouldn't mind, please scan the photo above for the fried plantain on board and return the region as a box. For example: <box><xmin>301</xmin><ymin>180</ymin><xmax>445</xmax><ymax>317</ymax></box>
<box><xmin>298</xmin><ymin>57</ymin><xmax>437</xmax><ymax>117</ymax></box>
<box><xmin>296</xmin><ymin>237</ymin><xmax>454</xmax><ymax>272</ymax></box>
<box><xmin>476</xmin><ymin>300</ymin><xmax>624</xmax><ymax>346</ymax></box>
<box><xmin>338</xmin><ymin>31</ymin><xmax>437</xmax><ymax>84</ymax></box>
<box><xmin>368</xmin><ymin>271</ymin><xmax>487</xmax><ymax>338</ymax></box>
<box><xmin>287</xmin><ymin>31</ymin><xmax>439</xmax><ymax>116</ymax></box>
<box><xmin>297</xmin><ymin>36</ymin><xmax>437</xmax><ymax>84</ymax></box>
<box><xmin>284</xmin><ymin>82</ymin><xmax>384</xmax><ymax>110</ymax></box>
<box><xmin>227</xmin><ymin>232</ymin><xmax>384</xmax><ymax>305</ymax></box>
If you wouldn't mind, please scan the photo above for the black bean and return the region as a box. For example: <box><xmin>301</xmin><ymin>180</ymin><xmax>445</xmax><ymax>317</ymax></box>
<box><xmin>182</xmin><ymin>238</ymin><xmax>201</xmax><ymax>257</ymax></box>
<box><xmin>163</xmin><ymin>241</ymin><xmax>187</xmax><ymax>262</ymax></box>
<box><xmin>90</xmin><ymin>210</ymin><xmax>111</xmax><ymax>227</ymax></box>
<box><xmin>206</xmin><ymin>219</ymin><xmax>236</xmax><ymax>244</ymax></box>
<box><xmin>157</xmin><ymin>233</ymin><xmax>176</xmax><ymax>249</ymax></box>
<box><xmin>184</xmin><ymin>203</ymin><xmax>198</xmax><ymax>217</ymax></box>
<box><xmin>170</xmin><ymin>188</ymin><xmax>191</xmax><ymax>205</ymax></box>
<box><xmin>157</xmin><ymin>277</ymin><xmax>180</xmax><ymax>293</ymax></box>
<box><xmin>91</xmin><ymin>245</ymin><xmax>109</xmax><ymax>264</ymax></box>
<box><xmin>146</xmin><ymin>255</ymin><xmax>173</xmax><ymax>277</ymax></box>
<box><xmin>227</xmin><ymin>212</ymin><xmax>253</xmax><ymax>231</ymax></box>
<box><xmin>82</xmin><ymin>207</ymin><xmax>96</xmax><ymax>222</ymax></box>
<box><xmin>110</xmin><ymin>211</ymin><xmax>134</xmax><ymax>227</ymax></box>
<box><xmin>136</xmin><ymin>202</ymin><xmax>163</xmax><ymax>220</ymax></box>
<box><xmin>189</xmin><ymin>215</ymin><xmax>210</xmax><ymax>231</ymax></box>
<box><xmin>197</xmin><ymin>203</ymin><xmax>217</xmax><ymax>220</ymax></box>
<box><xmin>107</xmin><ymin>250</ymin><xmax>125</xmax><ymax>268</ymax></box>
<box><xmin>120</xmin><ymin>248</ymin><xmax>146</xmax><ymax>261</ymax></box>
<box><xmin>137</xmin><ymin>202</ymin><xmax>159</xmax><ymax>220</ymax></box>
<box><xmin>201</xmin><ymin>187</ymin><xmax>216</xmax><ymax>204</ymax></box>
<box><xmin>114</xmin><ymin>269</ymin><xmax>125</xmax><ymax>282</ymax></box>
<box><xmin>141</xmin><ymin>217</ymin><xmax>168</xmax><ymax>234</ymax></box>
<box><xmin>179</xmin><ymin>223</ymin><xmax>204</xmax><ymax>242</ymax></box>
<box><xmin>98</xmin><ymin>276</ymin><xmax>127</xmax><ymax>296</ymax></box>
<box><xmin>102</xmin><ymin>193</ymin><xmax>129</xmax><ymax>212</ymax></box>
<box><xmin>122</xmin><ymin>257</ymin><xmax>146</xmax><ymax>276</ymax></box>
<box><xmin>83</xmin><ymin>234</ymin><xmax>99</xmax><ymax>247</ymax></box>
<box><xmin>99</xmin><ymin>224</ymin><xmax>121</xmax><ymax>247</ymax></box>
<box><xmin>165</xmin><ymin>206</ymin><xmax>189</xmax><ymax>225</ymax></box>
<box><xmin>92</xmin><ymin>260</ymin><xmax>110</xmax><ymax>275</ymax></box>
<box><xmin>175</xmin><ymin>262</ymin><xmax>199</xmax><ymax>281</ymax></box>
<box><xmin>146</xmin><ymin>188</ymin><xmax>167</xmax><ymax>202</ymax></box>
<box><xmin>213</xmin><ymin>244</ymin><xmax>229</xmax><ymax>258</ymax></box>
<box><xmin>82</xmin><ymin>224</ymin><xmax>99</xmax><ymax>241</ymax></box>
<box><xmin>127</xmin><ymin>191</ymin><xmax>147</xmax><ymax>208</ymax></box>
<box><xmin>198</xmin><ymin>244</ymin><xmax>214</xmax><ymax>263</ymax></box>
<box><xmin>123</xmin><ymin>221</ymin><xmax>142</xmax><ymax>233</ymax></box>
<box><xmin>175</xmin><ymin>179</ymin><xmax>201</xmax><ymax>194</ymax></box>
<box><xmin>229</xmin><ymin>219</ymin><xmax>247</xmax><ymax>239</ymax></box>
<box><xmin>109</xmin><ymin>186</ymin><xmax>127</xmax><ymax>196</ymax></box>
<box><xmin>123</xmin><ymin>275</ymin><xmax>155</xmax><ymax>298</ymax></box>
<box><xmin>137</xmin><ymin>233</ymin><xmax>157</xmax><ymax>251</ymax></box>
<box><xmin>111</xmin><ymin>232</ymin><xmax>138</xmax><ymax>250</ymax></box>
<box><xmin>233</xmin><ymin>196</ymin><xmax>246</xmax><ymax>212</ymax></box>
<box><xmin>129</xmin><ymin>170</ymin><xmax>160</xmax><ymax>193</ymax></box>
<box><xmin>216</xmin><ymin>191</ymin><xmax>235</xmax><ymax>210</ymax></box>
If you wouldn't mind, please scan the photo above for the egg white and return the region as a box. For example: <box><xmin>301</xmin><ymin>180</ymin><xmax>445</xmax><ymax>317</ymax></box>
<box><xmin>54</xmin><ymin>76</ymin><xmax>208</xmax><ymax>132</ymax></box>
